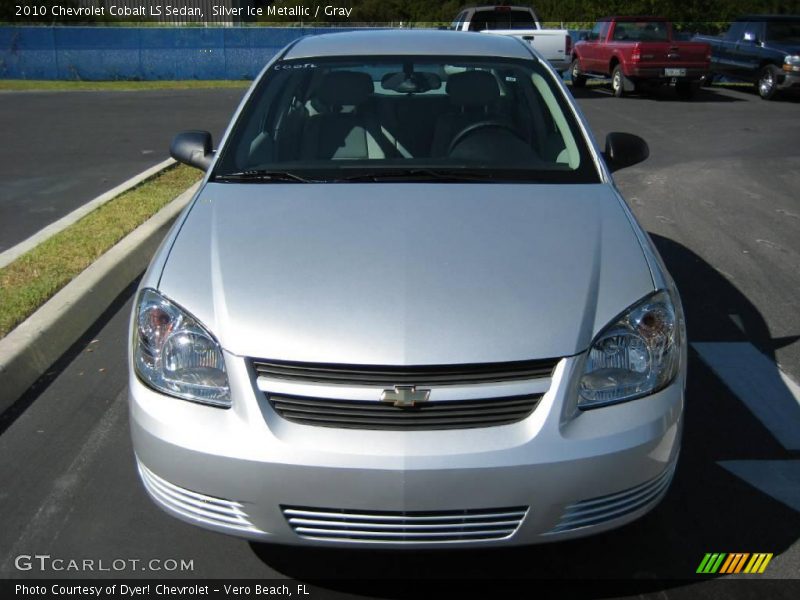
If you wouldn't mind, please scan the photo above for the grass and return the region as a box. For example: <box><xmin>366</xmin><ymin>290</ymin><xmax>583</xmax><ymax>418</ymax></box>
<box><xmin>0</xmin><ymin>165</ymin><xmax>201</xmax><ymax>339</ymax></box>
<box><xmin>0</xmin><ymin>80</ymin><xmax>252</xmax><ymax>92</ymax></box>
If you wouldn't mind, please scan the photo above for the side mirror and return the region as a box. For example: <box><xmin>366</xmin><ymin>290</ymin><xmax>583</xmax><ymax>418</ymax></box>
<box><xmin>603</xmin><ymin>132</ymin><xmax>649</xmax><ymax>172</ymax></box>
<box><xmin>170</xmin><ymin>130</ymin><xmax>214</xmax><ymax>171</ymax></box>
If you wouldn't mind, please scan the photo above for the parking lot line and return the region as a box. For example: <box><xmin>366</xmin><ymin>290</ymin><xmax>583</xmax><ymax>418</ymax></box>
<box><xmin>692</xmin><ymin>342</ymin><xmax>800</xmax><ymax>451</ymax></box>
<box><xmin>695</xmin><ymin>341</ymin><xmax>800</xmax><ymax>514</ymax></box>
<box><xmin>718</xmin><ymin>460</ymin><xmax>800</xmax><ymax>513</ymax></box>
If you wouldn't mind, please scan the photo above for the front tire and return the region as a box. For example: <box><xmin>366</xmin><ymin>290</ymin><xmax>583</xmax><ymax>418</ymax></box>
<box><xmin>611</xmin><ymin>65</ymin><xmax>625</xmax><ymax>97</ymax></box>
<box><xmin>570</xmin><ymin>58</ymin><xmax>587</xmax><ymax>88</ymax></box>
<box><xmin>757</xmin><ymin>65</ymin><xmax>781</xmax><ymax>100</ymax></box>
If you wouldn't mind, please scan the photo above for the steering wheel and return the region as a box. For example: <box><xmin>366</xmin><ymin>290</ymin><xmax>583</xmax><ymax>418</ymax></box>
<box><xmin>447</xmin><ymin>120</ymin><xmax>523</xmax><ymax>156</ymax></box>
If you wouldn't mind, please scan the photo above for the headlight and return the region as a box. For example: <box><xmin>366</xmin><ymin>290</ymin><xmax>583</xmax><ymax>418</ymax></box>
<box><xmin>578</xmin><ymin>290</ymin><xmax>682</xmax><ymax>409</ymax></box>
<box><xmin>784</xmin><ymin>55</ymin><xmax>800</xmax><ymax>72</ymax></box>
<box><xmin>133</xmin><ymin>288</ymin><xmax>230</xmax><ymax>407</ymax></box>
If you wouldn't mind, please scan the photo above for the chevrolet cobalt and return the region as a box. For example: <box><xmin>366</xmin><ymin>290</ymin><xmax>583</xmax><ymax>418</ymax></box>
<box><xmin>129</xmin><ymin>30</ymin><xmax>685</xmax><ymax>546</ymax></box>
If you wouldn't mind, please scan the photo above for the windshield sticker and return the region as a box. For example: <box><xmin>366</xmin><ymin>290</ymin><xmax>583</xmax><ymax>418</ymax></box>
<box><xmin>274</xmin><ymin>63</ymin><xmax>317</xmax><ymax>71</ymax></box>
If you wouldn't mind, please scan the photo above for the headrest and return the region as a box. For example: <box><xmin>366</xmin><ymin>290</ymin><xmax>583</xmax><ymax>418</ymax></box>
<box><xmin>446</xmin><ymin>70</ymin><xmax>500</xmax><ymax>106</ymax></box>
<box><xmin>317</xmin><ymin>71</ymin><xmax>373</xmax><ymax>106</ymax></box>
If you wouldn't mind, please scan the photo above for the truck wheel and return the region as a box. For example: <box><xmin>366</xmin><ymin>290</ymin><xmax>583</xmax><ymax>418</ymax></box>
<box><xmin>701</xmin><ymin>73</ymin><xmax>715</xmax><ymax>87</ymax></box>
<box><xmin>676</xmin><ymin>81</ymin><xmax>695</xmax><ymax>100</ymax></box>
<box><xmin>757</xmin><ymin>65</ymin><xmax>780</xmax><ymax>100</ymax></box>
<box><xmin>611</xmin><ymin>65</ymin><xmax>626</xmax><ymax>97</ymax></box>
<box><xmin>570</xmin><ymin>59</ymin><xmax>587</xmax><ymax>88</ymax></box>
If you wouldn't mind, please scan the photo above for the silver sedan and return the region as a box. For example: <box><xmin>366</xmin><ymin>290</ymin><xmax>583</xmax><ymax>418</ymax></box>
<box><xmin>128</xmin><ymin>29</ymin><xmax>686</xmax><ymax>547</ymax></box>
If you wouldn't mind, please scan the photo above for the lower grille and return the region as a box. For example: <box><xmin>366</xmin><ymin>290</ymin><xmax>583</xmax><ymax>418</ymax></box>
<box><xmin>269</xmin><ymin>393</ymin><xmax>541</xmax><ymax>430</ymax></box>
<box><xmin>137</xmin><ymin>461</ymin><xmax>260</xmax><ymax>534</ymax></box>
<box><xmin>546</xmin><ymin>464</ymin><xmax>675</xmax><ymax>534</ymax></box>
<box><xmin>282</xmin><ymin>505</ymin><xmax>528</xmax><ymax>543</ymax></box>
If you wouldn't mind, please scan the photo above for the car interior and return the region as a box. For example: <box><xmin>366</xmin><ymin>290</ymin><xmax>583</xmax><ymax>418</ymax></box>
<box><xmin>228</xmin><ymin>59</ymin><xmax>581</xmax><ymax>174</ymax></box>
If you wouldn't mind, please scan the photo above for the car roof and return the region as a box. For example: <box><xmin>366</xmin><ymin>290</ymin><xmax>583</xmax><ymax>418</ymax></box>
<box><xmin>468</xmin><ymin>5</ymin><xmax>534</xmax><ymax>10</ymax></box>
<box><xmin>598</xmin><ymin>16</ymin><xmax>669</xmax><ymax>22</ymax></box>
<box><xmin>282</xmin><ymin>29</ymin><xmax>534</xmax><ymax>61</ymax></box>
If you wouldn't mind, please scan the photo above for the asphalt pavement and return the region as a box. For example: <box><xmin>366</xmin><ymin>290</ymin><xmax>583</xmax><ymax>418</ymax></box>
<box><xmin>0</xmin><ymin>84</ymin><xmax>799</xmax><ymax>595</ymax></box>
<box><xmin>0</xmin><ymin>88</ymin><xmax>245</xmax><ymax>252</ymax></box>
<box><xmin>573</xmin><ymin>84</ymin><xmax>800</xmax><ymax>385</ymax></box>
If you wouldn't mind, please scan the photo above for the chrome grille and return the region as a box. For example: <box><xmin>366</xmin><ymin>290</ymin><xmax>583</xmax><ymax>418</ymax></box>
<box><xmin>546</xmin><ymin>464</ymin><xmax>675</xmax><ymax>534</ymax></box>
<box><xmin>282</xmin><ymin>505</ymin><xmax>528</xmax><ymax>543</ymax></box>
<box><xmin>269</xmin><ymin>393</ymin><xmax>541</xmax><ymax>430</ymax></box>
<box><xmin>252</xmin><ymin>357</ymin><xmax>559</xmax><ymax>386</ymax></box>
<box><xmin>138</xmin><ymin>461</ymin><xmax>260</xmax><ymax>534</ymax></box>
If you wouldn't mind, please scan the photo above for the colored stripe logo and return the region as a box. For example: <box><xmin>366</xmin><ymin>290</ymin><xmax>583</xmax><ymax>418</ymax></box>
<box><xmin>697</xmin><ymin>553</ymin><xmax>773</xmax><ymax>574</ymax></box>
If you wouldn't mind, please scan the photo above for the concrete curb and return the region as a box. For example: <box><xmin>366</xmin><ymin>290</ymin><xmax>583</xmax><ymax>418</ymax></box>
<box><xmin>0</xmin><ymin>182</ymin><xmax>200</xmax><ymax>414</ymax></box>
<box><xmin>0</xmin><ymin>158</ymin><xmax>176</xmax><ymax>269</ymax></box>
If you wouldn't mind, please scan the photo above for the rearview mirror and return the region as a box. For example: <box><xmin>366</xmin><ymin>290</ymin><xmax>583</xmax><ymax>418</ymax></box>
<box><xmin>603</xmin><ymin>132</ymin><xmax>649</xmax><ymax>172</ymax></box>
<box><xmin>580</xmin><ymin>33</ymin><xmax>589</xmax><ymax>41</ymax></box>
<box><xmin>170</xmin><ymin>130</ymin><xmax>214</xmax><ymax>171</ymax></box>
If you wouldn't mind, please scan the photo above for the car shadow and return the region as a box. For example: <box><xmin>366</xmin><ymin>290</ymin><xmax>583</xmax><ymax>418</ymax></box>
<box><xmin>248</xmin><ymin>235</ymin><xmax>799</xmax><ymax>596</ymax></box>
<box><xmin>650</xmin><ymin>234</ymin><xmax>798</xmax><ymax>356</ymax></box>
<box><xmin>704</xmin><ymin>83</ymin><xmax>800</xmax><ymax>103</ymax></box>
<box><xmin>568</xmin><ymin>83</ymin><xmax>745</xmax><ymax>102</ymax></box>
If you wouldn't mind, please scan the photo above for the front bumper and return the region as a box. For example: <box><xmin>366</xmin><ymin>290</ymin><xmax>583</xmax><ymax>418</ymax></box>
<box><xmin>129</xmin><ymin>354</ymin><xmax>684</xmax><ymax>547</ymax></box>
<box><xmin>778</xmin><ymin>70</ymin><xmax>800</xmax><ymax>90</ymax></box>
<box><xmin>548</xmin><ymin>58</ymin><xmax>571</xmax><ymax>73</ymax></box>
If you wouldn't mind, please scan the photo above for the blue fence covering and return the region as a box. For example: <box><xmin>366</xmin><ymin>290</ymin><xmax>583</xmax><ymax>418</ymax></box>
<box><xmin>0</xmin><ymin>27</ymin><xmax>364</xmax><ymax>80</ymax></box>
<box><xmin>0</xmin><ymin>27</ymin><xmax>588</xmax><ymax>81</ymax></box>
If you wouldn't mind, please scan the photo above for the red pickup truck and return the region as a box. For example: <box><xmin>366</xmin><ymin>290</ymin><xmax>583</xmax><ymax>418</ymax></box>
<box><xmin>571</xmin><ymin>16</ymin><xmax>711</xmax><ymax>99</ymax></box>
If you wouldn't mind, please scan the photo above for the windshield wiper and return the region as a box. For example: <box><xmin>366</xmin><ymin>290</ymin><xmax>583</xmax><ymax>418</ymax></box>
<box><xmin>336</xmin><ymin>168</ymin><xmax>505</xmax><ymax>183</ymax></box>
<box><xmin>213</xmin><ymin>170</ymin><xmax>314</xmax><ymax>183</ymax></box>
<box><xmin>215</xmin><ymin>168</ymin><xmax>521</xmax><ymax>184</ymax></box>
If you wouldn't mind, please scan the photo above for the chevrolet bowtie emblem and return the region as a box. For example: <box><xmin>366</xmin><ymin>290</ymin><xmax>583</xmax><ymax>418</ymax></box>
<box><xmin>381</xmin><ymin>386</ymin><xmax>431</xmax><ymax>408</ymax></box>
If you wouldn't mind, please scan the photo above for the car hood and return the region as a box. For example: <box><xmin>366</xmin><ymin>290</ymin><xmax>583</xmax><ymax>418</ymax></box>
<box><xmin>159</xmin><ymin>183</ymin><xmax>655</xmax><ymax>365</ymax></box>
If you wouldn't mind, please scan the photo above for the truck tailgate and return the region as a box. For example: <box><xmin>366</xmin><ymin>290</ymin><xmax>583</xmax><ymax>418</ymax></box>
<box><xmin>486</xmin><ymin>29</ymin><xmax>570</xmax><ymax>66</ymax></box>
<box><xmin>637</xmin><ymin>41</ymin><xmax>710</xmax><ymax>67</ymax></box>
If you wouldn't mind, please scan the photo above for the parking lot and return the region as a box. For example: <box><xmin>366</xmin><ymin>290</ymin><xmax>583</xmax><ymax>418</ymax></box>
<box><xmin>0</xmin><ymin>88</ymin><xmax>242</xmax><ymax>252</ymax></box>
<box><xmin>0</xmin><ymin>83</ymin><xmax>798</xmax><ymax>593</ymax></box>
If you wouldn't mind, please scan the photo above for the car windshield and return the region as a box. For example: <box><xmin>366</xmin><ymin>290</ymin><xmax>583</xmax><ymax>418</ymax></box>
<box><xmin>213</xmin><ymin>55</ymin><xmax>600</xmax><ymax>184</ymax></box>
<box><xmin>766</xmin><ymin>21</ymin><xmax>800</xmax><ymax>43</ymax></box>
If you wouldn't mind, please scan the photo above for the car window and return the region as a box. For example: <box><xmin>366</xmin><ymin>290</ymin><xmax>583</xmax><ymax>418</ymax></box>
<box><xmin>588</xmin><ymin>21</ymin><xmax>610</xmax><ymax>41</ymax></box>
<box><xmin>726</xmin><ymin>22</ymin><xmax>747</xmax><ymax>41</ymax></box>
<box><xmin>468</xmin><ymin>9</ymin><xmax>536</xmax><ymax>31</ymax></box>
<box><xmin>612</xmin><ymin>21</ymin><xmax>670</xmax><ymax>42</ymax></box>
<box><xmin>213</xmin><ymin>55</ymin><xmax>600</xmax><ymax>184</ymax></box>
<box><xmin>766</xmin><ymin>21</ymin><xmax>800</xmax><ymax>43</ymax></box>
<box><xmin>450</xmin><ymin>11</ymin><xmax>466</xmax><ymax>31</ymax></box>
<box><xmin>742</xmin><ymin>22</ymin><xmax>765</xmax><ymax>42</ymax></box>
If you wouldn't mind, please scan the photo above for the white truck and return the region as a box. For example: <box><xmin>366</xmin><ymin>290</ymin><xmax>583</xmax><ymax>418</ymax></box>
<box><xmin>449</xmin><ymin>5</ymin><xmax>572</xmax><ymax>73</ymax></box>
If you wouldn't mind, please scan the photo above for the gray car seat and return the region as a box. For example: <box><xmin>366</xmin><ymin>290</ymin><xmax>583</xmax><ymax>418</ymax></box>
<box><xmin>302</xmin><ymin>71</ymin><xmax>396</xmax><ymax>160</ymax></box>
<box><xmin>430</xmin><ymin>70</ymin><xmax>511</xmax><ymax>157</ymax></box>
